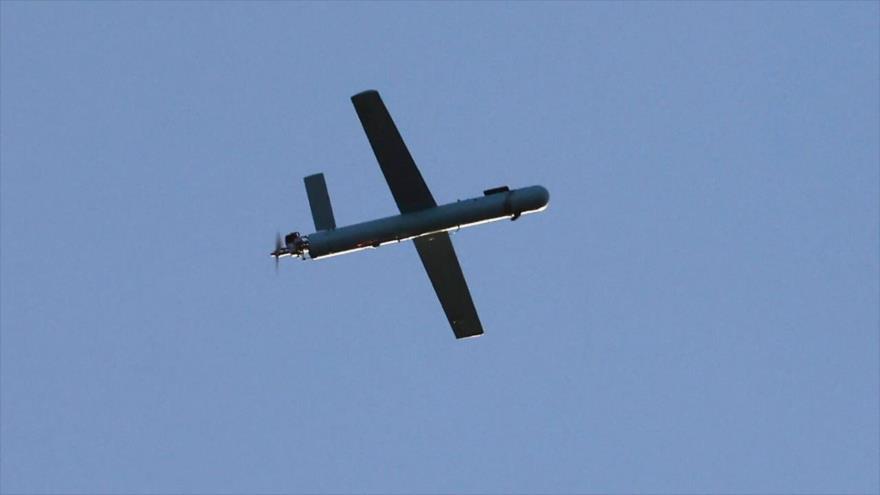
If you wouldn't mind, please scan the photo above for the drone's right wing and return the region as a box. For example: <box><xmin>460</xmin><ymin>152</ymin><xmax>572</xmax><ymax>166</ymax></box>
<box><xmin>351</xmin><ymin>90</ymin><xmax>437</xmax><ymax>214</ymax></box>
<box><xmin>413</xmin><ymin>232</ymin><xmax>483</xmax><ymax>339</ymax></box>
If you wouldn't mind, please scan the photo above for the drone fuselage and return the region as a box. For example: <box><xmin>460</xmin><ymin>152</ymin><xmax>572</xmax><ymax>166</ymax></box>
<box><xmin>285</xmin><ymin>185</ymin><xmax>548</xmax><ymax>260</ymax></box>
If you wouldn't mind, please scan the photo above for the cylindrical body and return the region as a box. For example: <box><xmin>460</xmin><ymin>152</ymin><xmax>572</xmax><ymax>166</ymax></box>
<box><xmin>305</xmin><ymin>185</ymin><xmax>549</xmax><ymax>259</ymax></box>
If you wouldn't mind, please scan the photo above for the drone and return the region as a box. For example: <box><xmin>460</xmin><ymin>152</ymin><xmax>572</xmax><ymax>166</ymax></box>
<box><xmin>273</xmin><ymin>90</ymin><xmax>549</xmax><ymax>339</ymax></box>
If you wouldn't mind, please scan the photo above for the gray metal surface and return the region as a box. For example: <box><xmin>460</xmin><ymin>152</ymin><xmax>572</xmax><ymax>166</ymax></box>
<box><xmin>305</xmin><ymin>185</ymin><xmax>549</xmax><ymax>259</ymax></box>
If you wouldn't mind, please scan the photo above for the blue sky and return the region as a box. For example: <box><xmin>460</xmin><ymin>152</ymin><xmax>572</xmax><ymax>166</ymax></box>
<box><xmin>1</xmin><ymin>2</ymin><xmax>877</xmax><ymax>493</ymax></box>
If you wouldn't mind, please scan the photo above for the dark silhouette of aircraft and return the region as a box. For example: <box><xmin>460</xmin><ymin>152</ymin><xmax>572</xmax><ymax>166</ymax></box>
<box><xmin>272</xmin><ymin>90</ymin><xmax>549</xmax><ymax>339</ymax></box>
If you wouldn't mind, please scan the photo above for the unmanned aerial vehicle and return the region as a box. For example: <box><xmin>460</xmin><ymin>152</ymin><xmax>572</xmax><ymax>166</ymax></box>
<box><xmin>272</xmin><ymin>90</ymin><xmax>549</xmax><ymax>339</ymax></box>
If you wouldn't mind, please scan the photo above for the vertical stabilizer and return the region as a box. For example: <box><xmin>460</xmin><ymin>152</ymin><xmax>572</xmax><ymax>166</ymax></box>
<box><xmin>304</xmin><ymin>173</ymin><xmax>336</xmax><ymax>231</ymax></box>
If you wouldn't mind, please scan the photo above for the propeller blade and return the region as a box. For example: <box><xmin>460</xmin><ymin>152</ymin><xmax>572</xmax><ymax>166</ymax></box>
<box><xmin>273</xmin><ymin>232</ymin><xmax>282</xmax><ymax>274</ymax></box>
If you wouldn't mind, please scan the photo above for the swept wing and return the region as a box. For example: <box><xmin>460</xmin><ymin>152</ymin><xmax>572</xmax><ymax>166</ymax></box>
<box><xmin>351</xmin><ymin>90</ymin><xmax>483</xmax><ymax>338</ymax></box>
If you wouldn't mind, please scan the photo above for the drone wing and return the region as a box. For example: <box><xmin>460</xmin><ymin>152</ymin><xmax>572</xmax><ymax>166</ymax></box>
<box><xmin>351</xmin><ymin>90</ymin><xmax>482</xmax><ymax>339</ymax></box>
<box><xmin>413</xmin><ymin>233</ymin><xmax>484</xmax><ymax>339</ymax></box>
<box><xmin>351</xmin><ymin>90</ymin><xmax>437</xmax><ymax>213</ymax></box>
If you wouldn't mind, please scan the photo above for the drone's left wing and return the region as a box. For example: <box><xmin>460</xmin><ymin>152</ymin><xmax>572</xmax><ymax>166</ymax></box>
<box><xmin>413</xmin><ymin>232</ymin><xmax>483</xmax><ymax>339</ymax></box>
<box><xmin>351</xmin><ymin>90</ymin><xmax>436</xmax><ymax>214</ymax></box>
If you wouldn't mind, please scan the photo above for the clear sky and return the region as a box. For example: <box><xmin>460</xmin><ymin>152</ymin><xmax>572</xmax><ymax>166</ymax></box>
<box><xmin>1</xmin><ymin>2</ymin><xmax>878</xmax><ymax>494</ymax></box>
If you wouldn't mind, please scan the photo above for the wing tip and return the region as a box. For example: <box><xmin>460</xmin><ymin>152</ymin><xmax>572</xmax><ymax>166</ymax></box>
<box><xmin>453</xmin><ymin>321</ymin><xmax>484</xmax><ymax>340</ymax></box>
<box><xmin>352</xmin><ymin>89</ymin><xmax>380</xmax><ymax>102</ymax></box>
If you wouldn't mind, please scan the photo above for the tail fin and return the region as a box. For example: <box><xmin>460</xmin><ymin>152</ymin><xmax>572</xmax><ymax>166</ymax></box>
<box><xmin>304</xmin><ymin>173</ymin><xmax>336</xmax><ymax>231</ymax></box>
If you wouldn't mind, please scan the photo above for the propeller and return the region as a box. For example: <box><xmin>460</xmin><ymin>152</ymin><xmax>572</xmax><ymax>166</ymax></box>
<box><xmin>273</xmin><ymin>231</ymin><xmax>282</xmax><ymax>273</ymax></box>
